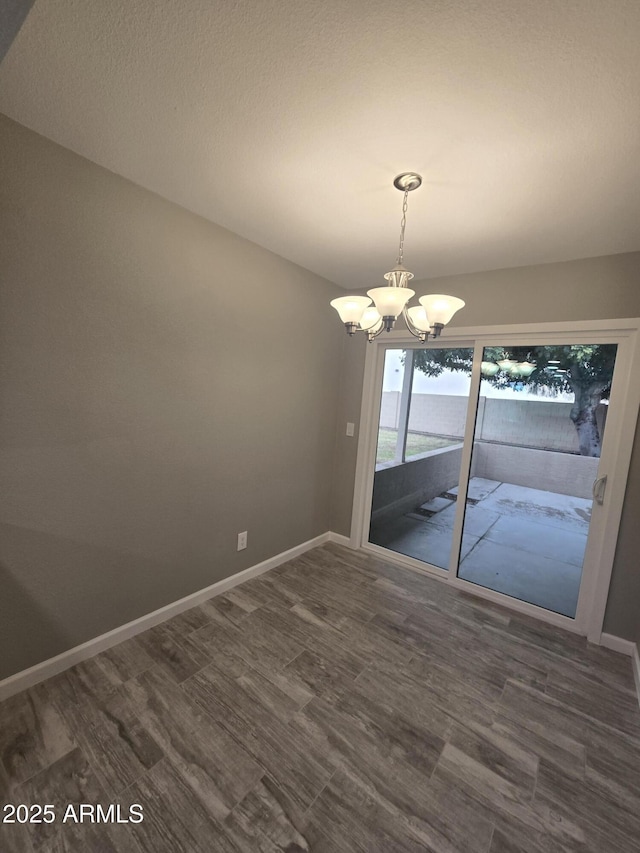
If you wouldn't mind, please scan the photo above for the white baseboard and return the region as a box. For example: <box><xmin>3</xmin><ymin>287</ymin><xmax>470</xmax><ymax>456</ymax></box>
<box><xmin>600</xmin><ymin>633</ymin><xmax>640</xmax><ymax>711</ymax></box>
<box><xmin>0</xmin><ymin>530</ymin><xmax>342</xmax><ymax>702</ymax></box>
<box><xmin>325</xmin><ymin>531</ymin><xmax>353</xmax><ymax>547</ymax></box>
<box><xmin>599</xmin><ymin>633</ymin><xmax>637</xmax><ymax>655</ymax></box>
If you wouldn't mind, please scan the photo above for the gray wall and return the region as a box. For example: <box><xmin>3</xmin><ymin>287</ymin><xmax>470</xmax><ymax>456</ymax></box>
<box><xmin>471</xmin><ymin>444</ymin><xmax>599</xmax><ymax>500</ymax></box>
<box><xmin>606</xmin><ymin>433</ymin><xmax>640</xmax><ymax>645</ymax></box>
<box><xmin>0</xmin><ymin>0</ymin><xmax>34</xmax><ymax>63</ymax></box>
<box><xmin>332</xmin><ymin>253</ymin><xmax>640</xmax><ymax>644</ymax></box>
<box><xmin>0</xmin><ymin>115</ymin><xmax>345</xmax><ymax>680</ymax></box>
<box><xmin>372</xmin><ymin>446</ymin><xmax>464</xmax><ymax>523</ymax></box>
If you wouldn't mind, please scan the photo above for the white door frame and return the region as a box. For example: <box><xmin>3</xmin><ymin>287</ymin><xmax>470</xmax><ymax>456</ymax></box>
<box><xmin>350</xmin><ymin>318</ymin><xmax>640</xmax><ymax>643</ymax></box>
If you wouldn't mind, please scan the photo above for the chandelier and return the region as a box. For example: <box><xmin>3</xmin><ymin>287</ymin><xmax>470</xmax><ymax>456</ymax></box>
<box><xmin>331</xmin><ymin>173</ymin><xmax>465</xmax><ymax>342</ymax></box>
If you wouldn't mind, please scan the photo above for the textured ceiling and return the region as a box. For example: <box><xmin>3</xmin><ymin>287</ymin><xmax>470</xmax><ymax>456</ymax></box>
<box><xmin>1</xmin><ymin>0</ymin><xmax>640</xmax><ymax>288</ymax></box>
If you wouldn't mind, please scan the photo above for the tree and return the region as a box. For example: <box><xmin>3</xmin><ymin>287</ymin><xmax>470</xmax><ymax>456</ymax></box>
<box><xmin>412</xmin><ymin>344</ymin><xmax>617</xmax><ymax>457</ymax></box>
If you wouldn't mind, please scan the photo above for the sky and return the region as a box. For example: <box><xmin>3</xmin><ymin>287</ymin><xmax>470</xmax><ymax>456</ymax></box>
<box><xmin>382</xmin><ymin>349</ymin><xmax>575</xmax><ymax>402</ymax></box>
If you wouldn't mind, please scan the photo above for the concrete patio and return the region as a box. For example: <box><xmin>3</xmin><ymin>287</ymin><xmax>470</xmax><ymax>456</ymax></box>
<box><xmin>369</xmin><ymin>477</ymin><xmax>591</xmax><ymax>618</ymax></box>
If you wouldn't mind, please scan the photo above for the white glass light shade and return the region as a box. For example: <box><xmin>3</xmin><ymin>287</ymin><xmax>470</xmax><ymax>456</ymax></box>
<box><xmin>481</xmin><ymin>361</ymin><xmax>500</xmax><ymax>377</ymax></box>
<box><xmin>516</xmin><ymin>361</ymin><xmax>536</xmax><ymax>377</ymax></box>
<box><xmin>418</xmin><ymin>294</ymin><xmax>465</xmax><ymax>326</ymax></box>
<box><xmin>367</xmin><ymin>286</ymin><xmax>415</xmax><ymax>318</ymax></box>
<box><xmin>330</xmin><ymin>295</ymin><xmax>371</xmax><ymax>325</ymax></box>
<box><xmin>406</xmin><ymin>306</ymin><xmax>431</xmax><ymax>332</ymax></box>
<box><xmin>497</xmin><ymin>358</ymin><xmax>517</xmax><ymax>371</ymax></box>
<box><xmin>359</xmin><ymin>307</ymin><xmax>383</xmax><ymax>332</ymax></box>
<box><xmin>508</xmin><ymin>365</ymin><xmax>522</xmax><ymax>377</ymax></box>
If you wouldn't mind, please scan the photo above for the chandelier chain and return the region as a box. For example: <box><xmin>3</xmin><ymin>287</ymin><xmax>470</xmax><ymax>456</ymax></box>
<box><xmin>396</xmin><ymin>189</ymin><xmax>410</xmax><ymax>266</ymax></box>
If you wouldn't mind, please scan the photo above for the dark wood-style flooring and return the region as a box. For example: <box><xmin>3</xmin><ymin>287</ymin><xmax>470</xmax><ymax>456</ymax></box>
<box><xmin>1</xmin><ymin>543</ymin><xmax>639</xmax><ymax>852</ymax></box>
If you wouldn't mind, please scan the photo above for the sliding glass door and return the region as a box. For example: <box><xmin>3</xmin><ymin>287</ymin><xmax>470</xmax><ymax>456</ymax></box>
<box><xmin>362</xmin><ymin>330</ymin><xmax>633</xmax><ymax>631</ymax></box>
<box><xmin>456</xmin><ymin>343</ymin><xmax>616</xmax><ymax>618</ymax></box>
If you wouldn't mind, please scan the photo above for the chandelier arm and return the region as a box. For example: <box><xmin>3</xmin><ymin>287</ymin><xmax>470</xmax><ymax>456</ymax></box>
<box><xmin>362</xmin><ymin>323</ymin><xmax>385</xmax><ymax>343</ymax></box>
<box><xmin>401</xmin><ymin>304</ymin><xmax>429</xmax><ymax>343</ymax></box>
<box><xmin>357</xmin><ymin>310</ymin><xmax>384</xmax><ymax>339</ymax></box>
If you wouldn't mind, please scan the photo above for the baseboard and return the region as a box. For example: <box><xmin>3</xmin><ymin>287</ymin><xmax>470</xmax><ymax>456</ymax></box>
<box><xmin>325</xmin><ymin>531</ymin><xmax>353</xmax><ymax>547</ymax></box>
<box><xmin>600</xmin><ymin>633</ymin><xmax>640</xmax><ymax>711</ymax></box>
<box><xmin>0</xmin><ymin>530</ymin><xmax>342</xmax><ymax>702</ymax></box>
<box><xmin>599</xmin><ymin>633</ymin><xmax>637</xmax><ymax>656</ymax></box>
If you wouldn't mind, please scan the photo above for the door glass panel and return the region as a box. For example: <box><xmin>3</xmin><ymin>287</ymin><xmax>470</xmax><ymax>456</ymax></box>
<box><xmin>457</xmin><ymin>343</ymin><xmax>617</xmax><ymax>617</ymax></box>
<box><xmin>369</xmin><ymin>347</ymin><xmax>474</xmax><ymax>570</ymax></box>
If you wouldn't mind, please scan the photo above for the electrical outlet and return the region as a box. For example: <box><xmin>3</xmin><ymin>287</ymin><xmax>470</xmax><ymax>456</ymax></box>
<box><xmin>346</xmin><ymin>422</ymin><xmax>355</xmax><ymax>436</ymax></box>
<box><xmin>237</xmin><ymin>531</ymin><xmax>247</xmax><ymax>551</ymax></box>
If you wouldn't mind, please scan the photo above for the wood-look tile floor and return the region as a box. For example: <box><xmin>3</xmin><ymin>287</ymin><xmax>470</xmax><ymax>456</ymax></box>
<box><xmin>1</xmin><ymin>543</ymin><xmax>639</xmax><ymax>852</ymax></box>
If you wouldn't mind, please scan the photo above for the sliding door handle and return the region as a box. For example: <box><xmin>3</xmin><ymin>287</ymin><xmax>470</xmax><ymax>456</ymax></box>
<box><xmin>592</xmin><ymin>475</ymin><xmax>607</xmax><ymax>505</ymax></box>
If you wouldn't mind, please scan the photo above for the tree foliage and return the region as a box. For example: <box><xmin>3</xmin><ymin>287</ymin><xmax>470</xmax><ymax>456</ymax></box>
<box><xmin>412</xmin><ymin>344</ymin><xmax>617</xmax><ymax>457</ymax></box>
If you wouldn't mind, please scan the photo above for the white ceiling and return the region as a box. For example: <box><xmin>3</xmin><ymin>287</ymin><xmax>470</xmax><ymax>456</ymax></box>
<box><xmin>1</xmin><ymin>0</ymin><xmax>639</xmax><ymax>288</ymax></box>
